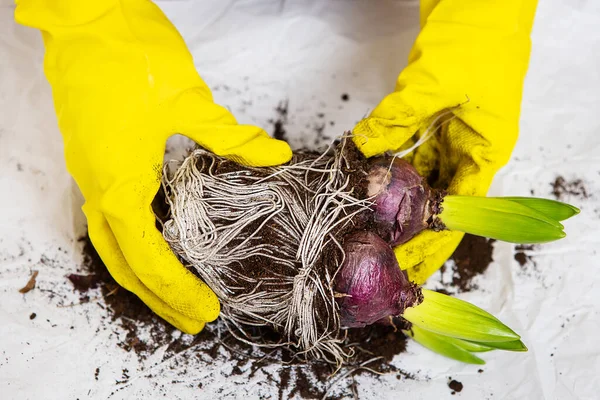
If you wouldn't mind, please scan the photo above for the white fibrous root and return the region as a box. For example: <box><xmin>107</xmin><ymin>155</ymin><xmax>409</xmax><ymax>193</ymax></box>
<box><xmin>159</xmin><ymin>138</ymin><xmax>372</xmax><ymax>366</ymax></box>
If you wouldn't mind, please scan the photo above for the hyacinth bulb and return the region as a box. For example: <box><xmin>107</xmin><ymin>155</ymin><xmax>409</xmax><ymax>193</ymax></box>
<box><xmin>364</xmin><ymin>157</ymin><xmax>577</xmax><ymax>246</ymax></box>
<box><xmin>335</xmin><ymin>231</ymin><xmax>420</xmax><ymax>328</ymax></box>
<box><xmin>366</xmin><ymin>157</ymin><xmax>434</xmax><ymax>246</ymax></box>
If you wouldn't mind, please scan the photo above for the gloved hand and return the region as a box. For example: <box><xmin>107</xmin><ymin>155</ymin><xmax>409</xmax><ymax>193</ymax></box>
<box><xmin>15</xmin><ymin>0</ymin><xmax>292</xmax><ymax>334</ymax></box>
<box><xmin>353</xmin><ymin>0</ymin><xmax>538</xmax><ymax>284</ymax></box>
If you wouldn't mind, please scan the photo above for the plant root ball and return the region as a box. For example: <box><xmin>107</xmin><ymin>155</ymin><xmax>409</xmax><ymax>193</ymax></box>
<box><xmin>160</xmin><ymin>138</ymin><xmax>373</xmax><ymax>366</ymax></box>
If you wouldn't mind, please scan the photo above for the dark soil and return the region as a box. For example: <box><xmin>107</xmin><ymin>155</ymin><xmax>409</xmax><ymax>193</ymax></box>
<box><xmin>75</xmin><ymin>236</ymin><xmax>179</xmax><ymax>356</ymax></box>
<box><xmin>514</xmin><ymin>244</ymin><xmax>536</xmax><ymax>268</ymax></box>
<box><xmin>67</xmin><ymin>273</ymin><xmax>100</xmax><ymax>292</ymax></box>
<box><xmin>73</xmin><ymin>231</ymin><xmax>495</xmax><ymax>398</ymax></box>
<box><xmin>267</xmin><ymin>98</ymin><xmax>334</xmax><ymax>148</ymax></box>
<box><xmin>437</xmin><ymin>235</ymin><xmax>496</xmax><ymax>293</ymax></box>
<box><xmin>269</xmin><ymin>100</ymin><xmax>289</xmax><ymax>141</ymax></box>
<box><xmin>551</xmin><ymin>176</ymin><xmax>588</xmax><ymax>200</ymax></box>
<box><xmin>75</xmin><ymin>229</ymin><xmax>412</xmax><ymax>399</ymax></box>
<box><xmin>448</xmin><ymin>378</ymin><xmax>463</xmax><ymax>394</ymax></box>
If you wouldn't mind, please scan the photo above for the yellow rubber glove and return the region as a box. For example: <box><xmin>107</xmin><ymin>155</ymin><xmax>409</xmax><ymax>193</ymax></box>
<box><xmin>15</xmin><ymin>0</ymin><xmax>292</xmax><ymax>334</ymax></box>
<box><xmin>353</xmin><ymin>0</ymin><xmax>538</xmax><ymax>284</ymax></box>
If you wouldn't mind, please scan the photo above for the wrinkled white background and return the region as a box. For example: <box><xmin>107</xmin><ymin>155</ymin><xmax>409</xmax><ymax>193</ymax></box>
<box><xmin>1</xmin><ymin>0</ymin><xmax>599</xmax><ymax>399</ymax></box>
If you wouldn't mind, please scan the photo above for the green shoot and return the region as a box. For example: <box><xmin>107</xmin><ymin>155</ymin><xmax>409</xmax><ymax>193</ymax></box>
<box><xmin>497</xmin><ymin>197</ymin><xmax>580</xmax><ymax>221</ymax></box>
<box><xmin>463</xmin><ymin>339</ymin><xmax>528</xmax><ymax>352</ymax></box>
<box><xmin>403</xmin><ymin>289</ymin><xmax>521</xmax><ymax>343</ymax></box>
<box><xmin>451</xmin><ymin>338</ymin><xmax>495</xmax><ymax>353</ymax></box>
<box><xmin>404</xmin><ymin>326</ymin><xmax>527</xmax><ymax>364</ymax></box>
<box><xmin>403</xmin><ymin>325</ymin><xmax>486</xmax><ymax>365</ymax></box>
<box><xmin>401</xmin><ymin>289</ymin><xmax>528</xmax><ymax>364</ymax></box>
<box><xmin>437</xmin><ymin>195</ymin><xmax>567</xmax><ymax>244</ymax></box>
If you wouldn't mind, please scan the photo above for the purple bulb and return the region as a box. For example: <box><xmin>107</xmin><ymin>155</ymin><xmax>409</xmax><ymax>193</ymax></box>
<box><xmin>365</xmin><ymin>157</ymin><xmax>436</xmax><ymax>246</ymax></box>
<box><xmin>335</xmin><ymin>231</ymin><xmax>419</xmax><ymax>328</ymax></box>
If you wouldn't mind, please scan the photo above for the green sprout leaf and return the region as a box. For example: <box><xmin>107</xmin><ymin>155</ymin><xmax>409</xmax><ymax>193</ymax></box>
<box><xmin>418</xmin><ymin>331</ymin><xmax>527</xmax><ymax>353</ymax></box>
<box><xmin>497</xmin><ymin>197</ymin><xmax>580</xmax><ymax>221</ymax></box>
<box><xmin>463</xmin><ymin>339</ymin><xmax>528</xmax><ymax>352</ymax></box>
<box><xmin>437</xmin><ymin>195</ymin><xmax>567</xmax><ymax>244</ymax></box>
<box><xmin>403</xmin><ymin>289</ymin><xmax>521</xmax><ymax>343</ymax></box>
<box><xmin>402</xmin><ymin>290</ymin><xmax>528</xmax><ymax>364</ymax></box>
<box><xmin>403</xmin><ymin>325</ymin><xmax>486</xmax><ymax>365</ymax></box>
<box><xmin>451</xmin><ymin>338</ymin><xmax>495</xmax><ymax>353</ymax></box>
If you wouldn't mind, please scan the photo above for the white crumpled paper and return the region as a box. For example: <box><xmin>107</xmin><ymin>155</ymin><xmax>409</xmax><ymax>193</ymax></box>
<box><xmin>1</xmin><ymin>0</ymin><xmax>599</xmax><ymax>399</ymax></box>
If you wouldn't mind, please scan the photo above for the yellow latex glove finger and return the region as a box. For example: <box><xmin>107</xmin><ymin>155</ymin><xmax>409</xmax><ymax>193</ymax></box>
<box><xmin>15</xmin><ymin>0</ymin><xmax>292</xmax><ymax>334</ymax></box>
<box><xmin>169</xmin><ymin>88</ymin><xmax>292</xmax><ymax>166</ymax></box>
<box><xmin>353</xmin><ymin>0</ymin><xmax>538</xmax><ymax>284</ymax></box>
<box><xmin>86</xmin><ymin>209</ymin><xmax>205</xmax><ymax>333</ymax></box>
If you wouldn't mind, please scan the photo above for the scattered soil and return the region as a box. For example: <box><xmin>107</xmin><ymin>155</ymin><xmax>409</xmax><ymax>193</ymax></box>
<box><xmin>514</xmin><ymin>245</ymin><xmax>536</xmax><ymax>268</ymax></box>
<box><xmin>448</xmin><ymin>378</ymin><xmax>463</xmax><ymax>394</ymax></box>
<box><xmin>269</xmin><ymin>100</ymin><xmax>289</xmax><ymax>141</ymax></box>
<box><xmin>437</xmin><ymin>235</ymin><xmax>495</xmax><ymax>293</ymax></box>
<box><xmin>341</xmin><ymin>94</ymin><xmax>350</xmax><ymax>102</ymax></box>
<box><xmin>451</xmin><ymin>235</ymin><xmax>495</xmax><ymax>292</ymax></box>
<box><xmin>75</xmin><ymin>233</ymin><xmax>412</xmax><ymax>399</ymax></box>
<box><xmin>73</xmin><ymin>236</ymin><xmax>180</xmax><ymax>356</ymax></box>
<box><xmin>267</xmin><ymin>99</ymin><xmax>333</xmax><ymax>147</ymax></box>
<box><xmin>551</xmin><ymin>176</ymin><xmax>588</xmax><ymax>200</ymax></box>
<box><xmin>72</xmin><ymin>229</ymin><xmax>494</xmax><ymax>398</ymax></box>
<box><xmin>512</xmin><ymin>243</ymin><xmax>546</xmax><ymax>286</ymax></box>
<box><xmin>67</xmin><ymin>273</ymin><xmax>100</xmax><ymax>292</ymax></box>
